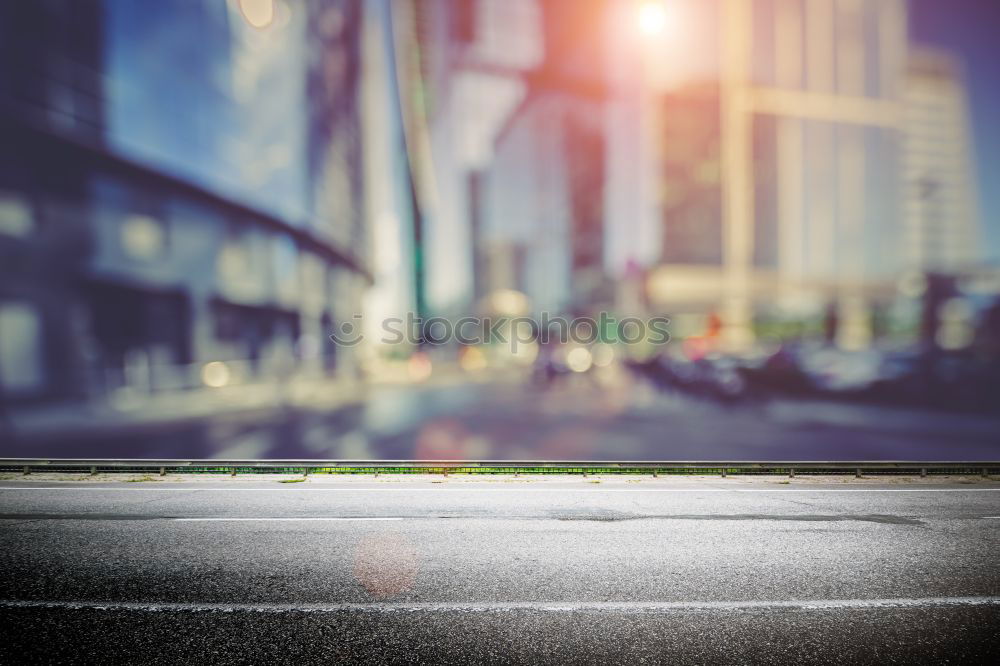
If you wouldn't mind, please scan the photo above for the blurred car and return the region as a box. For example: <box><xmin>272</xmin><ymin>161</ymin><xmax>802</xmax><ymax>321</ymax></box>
<box><xmin>797</xmin><ymin>348</ymin><xmax>883</xmax><ymax>394</ymax></box>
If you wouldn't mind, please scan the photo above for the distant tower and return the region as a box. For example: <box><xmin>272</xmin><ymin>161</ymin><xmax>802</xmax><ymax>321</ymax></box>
<box><xmin>901</xmin><ymin>48</ymin><xmax>981</xmax><ymax>273</ymax></box>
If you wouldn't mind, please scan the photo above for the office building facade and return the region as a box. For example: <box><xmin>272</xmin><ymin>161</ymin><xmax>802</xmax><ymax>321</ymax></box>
<box><xmin>0</xmin><ymin>0</ymin><xmax>370</xmax><ymax>410</ymax></box>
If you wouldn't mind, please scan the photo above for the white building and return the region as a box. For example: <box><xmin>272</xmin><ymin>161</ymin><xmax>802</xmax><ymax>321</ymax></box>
<box><xmin>901</xmin><ymin>48</ymin><xmax>981</xmax><ymax>274</ymax></box>
<box><xmin>637</xmin><ymin>0</ymin><xmax>912</xmax><ymax>350</ymax></box>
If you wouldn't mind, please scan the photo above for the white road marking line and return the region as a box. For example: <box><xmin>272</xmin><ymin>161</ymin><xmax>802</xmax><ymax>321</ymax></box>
<box><xmin>2</xmin><ymin>487</ymin><xmax>1000</xmax><ymax>493</ymax></box>
<box><xmin>172</xmin><ymin>517</ymin><xmax>403</xmax><ymax>522</ymax></box>
<box><xmin>1</xmin><ymin>597</ymin><xmax>998</xmax><ymax>614</ymax></box>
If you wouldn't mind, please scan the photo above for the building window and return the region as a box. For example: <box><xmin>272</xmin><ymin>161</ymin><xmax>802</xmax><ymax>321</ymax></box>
<box><xmin>0</xmin><ymin>191</ymin><xmax>34</xmax><ymax>237</ymax></box>
<box><xmin>119</xmin><ymin>213</ymin><xmax>167</xmax><ymax>260</ymax></box>
<box><xmin>0</xmin><ymin>302</ymin><xmax>45</xmax><ymax>394</ymax></box>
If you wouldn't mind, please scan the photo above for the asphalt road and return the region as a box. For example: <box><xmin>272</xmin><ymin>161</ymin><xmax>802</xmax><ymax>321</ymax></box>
<box><xmin>2</xmin><ymin>477</ymin><xmax>999</xmax><ymax>663</ymax></box>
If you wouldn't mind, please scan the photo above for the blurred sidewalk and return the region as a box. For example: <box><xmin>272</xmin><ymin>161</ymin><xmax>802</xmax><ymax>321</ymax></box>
<box><xmin>4</xmin><ymin>377</ymin><xmax>363</xmax><ymax>444</ymax></box>
<box><xmin>2</xmin><ymin>361</ymin><xmax>526</xmax><ymax>446</ymax></box>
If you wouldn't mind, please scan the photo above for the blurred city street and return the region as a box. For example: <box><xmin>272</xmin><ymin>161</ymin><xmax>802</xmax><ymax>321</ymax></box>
<box><xmin>5</xmin><ymin>366</ymin><xmax>999</xmax><ymax>460</ymax></box>
<box><xmin>363</xmin><ymin>377</ymin><xmax>1000</xmax><ymax>462</ymax></box>
<box><xmin>1</xmin><ymin>477</ymin><xmax>999</xmax><ymax>662</ymax></box>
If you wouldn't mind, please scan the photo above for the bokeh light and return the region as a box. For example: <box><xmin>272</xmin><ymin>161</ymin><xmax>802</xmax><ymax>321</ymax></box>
<box><xmin>566</xmin><ymin>347</ymin><xmax>594</xmax><ymax>373</ymax></box>
<box><xmin>238</xmin><ymin>0</ymin><xmax>274</xmax><ymax>29</ymax></box>
<box><xmin>200</xmin><ymin>362</ymin><xmax>231</xmax><ymax>389</ymax></box>
<box><xmin>353</xmin><ymin>533</ymin><xmax>419</xmax><ymax>600</ymax></box>
<box><xmin>638</xmin><ymin>1</ymin><xmax>668</xmax><ymax>36</ymax></box>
